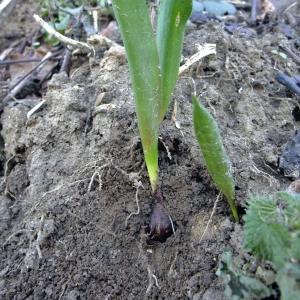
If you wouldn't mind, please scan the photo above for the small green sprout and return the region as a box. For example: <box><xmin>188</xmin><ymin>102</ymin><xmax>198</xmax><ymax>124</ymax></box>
<box><xmin>192</xmin><ymin>96</ymin><xmax>238</xmax><ymax>221</ymax></box>
<box><xmin>112</xmin><ymin>0</ymin><xmax>237</xmax><ymax>220</ymax></box>
<box><xmin>112</xmin><ymin>0</ymin><xmax>192</xmax><ymax>191</ymax></box>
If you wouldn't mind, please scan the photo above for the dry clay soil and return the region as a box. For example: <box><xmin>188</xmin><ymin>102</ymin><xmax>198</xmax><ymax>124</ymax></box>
<box><xmin>0</xmin><ymin>5</ymin><xmax>299</xmax><ymax>300</ymax></box>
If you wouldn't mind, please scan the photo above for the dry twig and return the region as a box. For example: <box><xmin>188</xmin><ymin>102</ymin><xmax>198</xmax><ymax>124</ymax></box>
<box><xmin>179</xmin><ymin>44</ymin><xmax>216</xmax><ymax>75</ymax></box>
<box><xmin>33</xmin><ymin>14</ymin><xmax>94</xmax><ymax>54</ymax></box>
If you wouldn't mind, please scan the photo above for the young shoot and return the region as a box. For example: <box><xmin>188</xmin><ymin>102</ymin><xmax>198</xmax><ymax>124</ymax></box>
<box><xmin>192</xmin><ymin>96</ymin><xmax>238</xmax><ymax>221</ymax></box>
<box><xmin>112</xmin><ymin>0</ymin><xmax>192</xmax><ymax>192</ymax></box>
<box><xmin>112</xmin><ymin>0</ymin><xmax>238</xmax><ymax>222</ymax></box>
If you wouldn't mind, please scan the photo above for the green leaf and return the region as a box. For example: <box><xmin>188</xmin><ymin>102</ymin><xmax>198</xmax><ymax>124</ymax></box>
<box><xmin>277</xmin><ymin>263</ymin><xmax>300</xmax><ymax>300</ymax></box>
<box><xmin>156</xmin><ymin>0</ymin><xmax>192</xmax><ymax>121</ymax></box>
<box><xmin>291</xmin><ymin>233</ymin><xmax>300</xmax><ymax>261</ymax></box>
<box><xmin>112</xmin><ymin>0</ymin><xmax>161</xmax><ymax>191</ymax></box>
<box><xmin>45</xmin><ymin>14</ymin><xmax>70</xmax><ymax>46</ymax></box>
<box><xmin>217</xmin><ymin>252</ymin><xmax>273</xmax><ymax>300</ymax></box>
<box><xmin>192</xmin><ymin>96</ymin><xmax>238</xmax><ymax>221</ymax></box>
<box><xmin>243</xmin><ymin>196</ymin><xmax>290</xmax><ymax>268</ymax></box>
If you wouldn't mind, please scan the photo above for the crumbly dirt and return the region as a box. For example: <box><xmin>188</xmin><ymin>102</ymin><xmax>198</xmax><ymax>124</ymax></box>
<box><xmin>0</xmin><ymin>2</ymin><xmax>299</xmax><ymax>300</ymax></box>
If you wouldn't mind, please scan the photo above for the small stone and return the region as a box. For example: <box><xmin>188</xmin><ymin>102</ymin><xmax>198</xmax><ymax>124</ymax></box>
<box><xmin>279</xmin><ymin>130</ymin><xmax>300</xmax><ymax>178</ymax></box>
<box><xmin>95</xmin><ymin>92</ymin><xmax>111</xmax><ymax>106</ymax></box>
<box><xmin>45</xmin><ymin>286</ymin><xmax>53</xmax><ymax>297</ymax></box>
<box><xmin>94</xmin><ymin>104</ymin><xmax>116</xmax><ymax>116</ymax></box>
<box><xmin>256</xmin><ymin>266</ymin><xmax>276</xmax><ymax>285</ymax></box>
<box><xmin>287</xmin><ymin>179</ymin><xmax>300</xmax><ymax>194</ymax></box>
<box><xmin>66</xmin><ymin>289</ymin><xmax>81</xmax><ymax>300</ymax></box>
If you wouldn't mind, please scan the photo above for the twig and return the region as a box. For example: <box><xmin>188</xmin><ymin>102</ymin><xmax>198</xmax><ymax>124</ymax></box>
<box><xmin>27</xmin><ymin>100</ymin><xmax>46</xmax><ymax>119</ymax></box>
<box><xmin>227</xmin><ymin>0</ymin><xmax>251</xmax><ymax>9</ymax></box>
<box><xmin>3</xmin><ymin>229</ymin><xmax>33</xmax><ymax>247</ymax></box>
<box><xmin>60</xmin><ymin>48</ymin><xmax>72</xmax><ymax>75</ymax></box>
<box><xmin>0</xmin><ymin>47</ymin><xmax>13</xmax><ymax>61</ymax></box>
<box><xmin>179</xmin><ymin>44</ymin><xmax>216</xmax><ymax>75</ymax></box>
<box><xmin>251</xmin><ymin>0</ymin><xmax>258</xmax><ymax>22</ymax></box>
<box><xmin>2</xmin><ymin>52</ymin><xmax>54</xmax><ymax>107</ymax></box>
<box><xmin>283</xmin><ymin>1</ymin><xmax>297</xmax><ymax>14</ymax></box>
<box><xmin>279</xmin><ymin>45</ymin><xmax>300</xmax><ymax>64</ymax></box>
<box><xmin>33</xmin><ymin>14</ymin><xmax>94</xmax><ymax>54</ymax></box>
<box><xmin>0</xmin><ymin>0</ymin><xmax>15</xmax><ymax>15</ymax></box>
<box><xmin>284</xmin><ymin>11</ymin><xmax>297</xmax><ymax>26</ymax></box>
<box><xmin>9</xmin><ymin>52</ymin><xmax>52</xmax><ymax>92</ymax></box>
<box><xmin>0</xmin><ymin>58</ymin><xmax>41</xmax><ymax>65</ymax></box>
<box><xmin>275</xmin><ymin>72</ymin><xmax>300</xmax><ymax>96</ymax></box>
<box><xmin>92</xmin><ymin>9</ymin><xmax>99</xmax><ymax>33</ymax></box>
<box><xmin>199</xmin><ymin>193</ymin><xmax>221</xmax><ymax>244</ymax></box>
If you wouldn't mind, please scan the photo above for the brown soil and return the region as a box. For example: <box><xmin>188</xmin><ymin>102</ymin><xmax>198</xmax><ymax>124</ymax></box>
<box><xmin>0</xmin><ymin>1</ymin><xmax>299</xmax><ymax>299</ymax></box>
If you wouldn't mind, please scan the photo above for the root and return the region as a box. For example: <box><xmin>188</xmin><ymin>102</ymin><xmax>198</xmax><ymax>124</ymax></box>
<box><xmin>35</xmin><ymin>215</ymin><xmax>44</xmax><ymax>259</ymax></box>
<box><xmin>87</xmin><ymin>170</ymin><xmax>102</xmax><ymax>192</ymax></box>
<box><xmin>87</xmin><ymin>163</ymin><xmax>109</xmax><ymax>193</ymax></box>
<box><xmin>58</xmin><ymin>277</ymin><xmax>71</xmax><ymax>300</ymax></box>
<box><xmin>146</xmin><ymin>266</ymin><xmax>160</xmax><ymax>294</ymax></box>
<box><xmin>168</xmin><ymin>251</ymin><xmax>178</xmax><ymax>278</ymax></box>
<box><xmin>250</xmin><ymin>163</ymin><xmax>278</xmax><ymax>187</ymax></box>
<box><xmin>137</xmin><ymin>238</ymin><xmax>160</xmax><ymax>295</ymax></box>
<box><xmin>168</xmin><ymin>215</ymin><xmax>176</xmax><ymax>237</ymax></box>
<box><xmin>125</xmin><ymin>180</ymin><xmax>143</xmax><ymax>227</ymax></box>
<box><xmin>3</xmin><ymin>229</ymin><xmax>33</xmax><ymax>248</ymax></box>
<box><xmin>159</xmin><ymin>137</ymin><xmax>172</xmax><ymax>160</ymax></box>
<box><xmin>199</xmin><ymin>193</ymin><xmax>221</xmax><ymax>244</ymax></box>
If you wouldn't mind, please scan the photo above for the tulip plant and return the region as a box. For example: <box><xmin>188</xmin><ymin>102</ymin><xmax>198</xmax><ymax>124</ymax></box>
<box><xmin>112</xmin><ymin>0</ymin><xmax>238</xmax><ymax>221</ymax></box>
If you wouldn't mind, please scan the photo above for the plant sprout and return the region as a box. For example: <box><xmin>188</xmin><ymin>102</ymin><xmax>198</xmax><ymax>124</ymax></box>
<box><xmin>112</xmin><ymin>0</ymin><xmax>238</xmax><ymax>221</ymax></box>
<box><xmin>112</xmin><ymin>0</ymin><xmax>192</xmax><ymax>192</ymax></box>
<box><xmin>192</xmin><ymin>96</ymin><xmax>238</xmax><ymax>221</ymax></box>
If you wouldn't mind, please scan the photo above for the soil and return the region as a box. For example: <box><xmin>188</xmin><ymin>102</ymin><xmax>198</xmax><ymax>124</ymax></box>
<box><xmin>0</xmin><ymin>1</ymin><xmax>299</xmax><ymax>299</ymax></box>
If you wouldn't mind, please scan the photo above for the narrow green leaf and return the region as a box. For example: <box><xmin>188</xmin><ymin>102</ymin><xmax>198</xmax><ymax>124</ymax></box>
<box><xmin>112</xmin><ymin>0</ymin><xmax>161</xmax><ymax>190</ymax></box>
<box><xmin>156</xmin><ymin>0</ymin><xmax>192</xmax><ymax>121</ymax></box>
<box><xmin>192</xmin><ymin>96</ymin><xmax>238</xmax><ymax>221</ymax></box>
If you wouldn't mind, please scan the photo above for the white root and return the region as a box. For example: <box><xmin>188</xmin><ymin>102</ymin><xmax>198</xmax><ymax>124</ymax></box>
<box><xmin>199</xmin><ymin>193</ymin><xmax>221</xmax><ymax>244</ymax></box>
<box><xmin>125</xmin><ymin>181</ymin><xmax>143</xmax><ymax>227</ymax></box>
